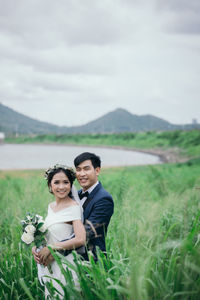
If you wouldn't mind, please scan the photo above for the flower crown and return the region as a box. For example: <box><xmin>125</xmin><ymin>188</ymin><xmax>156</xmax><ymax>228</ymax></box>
<box><xmin>44</xmin><ymin>164</ymin><xmax>76</xmax><ymax>181</ymax></box>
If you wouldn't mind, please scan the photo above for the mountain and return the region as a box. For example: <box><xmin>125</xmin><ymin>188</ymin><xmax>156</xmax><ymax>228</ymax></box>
<box><xmin>69</xmin><ymin>108</ymin><xmax>175</xmax><ymax>133</ymax></box>
<box><xmin>0</xmin><ymin>103</ymin><xmax>199</xmax><ymax>136</ymax></box>
<box><xmin>65</xmin><ymin>108</ymin><xmax>200</xmax><ymax>133</ymax></box>
<box><xmin>0</xmin><ymin>102</ymin><xmax>66</xmax><ymax>135</ymax></box>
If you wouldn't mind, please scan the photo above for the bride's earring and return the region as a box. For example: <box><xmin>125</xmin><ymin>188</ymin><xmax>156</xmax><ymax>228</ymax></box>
<box><xmin>49</xmin><ymin>186</ymin><xmax>52</xmax><ymax>193</ymax></box>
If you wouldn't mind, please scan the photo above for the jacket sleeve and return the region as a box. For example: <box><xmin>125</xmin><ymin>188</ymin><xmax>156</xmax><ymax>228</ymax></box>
<box><xmin>85</xmin><ymin>196</ymin><xmax>114</xmax><ymax>241</ymax></box>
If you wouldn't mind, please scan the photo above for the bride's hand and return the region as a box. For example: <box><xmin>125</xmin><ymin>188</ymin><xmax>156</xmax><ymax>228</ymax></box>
<box><xmin>32</xmin><ymin>246</ymin><xmax>40</xmax><ymax>264</ymax></box>
<box><xmin>43</xmin><ymin>254</ymin><xmax>54</xmax><ymax>266</ymax></box>
<box><xmin>38</xmin><ymin>247</ymin><xmax>51</xmax><ymax>265</ymax></box>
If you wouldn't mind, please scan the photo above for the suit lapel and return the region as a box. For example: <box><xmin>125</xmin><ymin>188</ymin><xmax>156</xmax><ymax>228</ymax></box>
<box><xmin>83</xmin><ymin>182</ymin><xmax>102</xmax><ymax>219</ymax></box>
<box><xmin>82</xmin><ymin>196</ymin><xmax>90</xmax><ymax>210</ymax></box>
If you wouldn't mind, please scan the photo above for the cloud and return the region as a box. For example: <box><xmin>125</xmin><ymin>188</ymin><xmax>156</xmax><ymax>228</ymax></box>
<box><xmin>0</xmin><ymin>0</ymin><xmax>129</xmax><ymax>47</ymax></box>
<box><xmin>0</xmin><ymin>0</ymin><xmax>199</xmax><ymax>126</ymax></box>
<box><xmin>156</xmin><ymin>0</ymin><xmax>200</xmax><ymax>12</ymax></box>
<box><xmin>0</xmin><ymin>0</ymin><xmax>119</xmax><ymax>88</ymax></box>
<box><xmin>156</xmin><ymin>0</ymin><xmax>200</xmax><ymax>34</ymax></box>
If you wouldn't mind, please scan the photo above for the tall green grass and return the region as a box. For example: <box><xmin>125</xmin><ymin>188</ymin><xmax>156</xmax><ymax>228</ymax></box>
<box><xmin>0</xmin><ymin>160</ymin><xmax>200</xmax><ymax>299</ymax></box>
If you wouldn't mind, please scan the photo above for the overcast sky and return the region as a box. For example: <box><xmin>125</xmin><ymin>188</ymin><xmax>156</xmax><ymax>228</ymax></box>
<box><xmin>0</xmin><ymin>0</ymin><xmax>200</xmax><ymax>126</ymax></box>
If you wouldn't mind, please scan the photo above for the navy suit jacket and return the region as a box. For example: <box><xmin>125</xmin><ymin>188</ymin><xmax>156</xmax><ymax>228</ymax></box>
<box><xmin>80</xmin><ymin>181</ymin><xmax>114</xmax><ymax>259</ymax></box>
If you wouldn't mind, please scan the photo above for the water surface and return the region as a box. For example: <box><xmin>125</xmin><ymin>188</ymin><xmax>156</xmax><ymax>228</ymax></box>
<box><xmin>0</xmin><ymin>144</ymin><xmax>161</xmax><ymax>170</ymax></box>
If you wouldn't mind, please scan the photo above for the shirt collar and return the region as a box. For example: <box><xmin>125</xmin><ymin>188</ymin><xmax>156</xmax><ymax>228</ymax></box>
<box><xmin>84</xmin><ymin>181</ymin><xmax>99</xmax><ymax>194</ymax></box>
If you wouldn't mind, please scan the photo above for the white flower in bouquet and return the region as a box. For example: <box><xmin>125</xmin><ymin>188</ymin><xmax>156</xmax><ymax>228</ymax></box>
<box><xmin>37</xmin><ymin>214</ymin><xmax>43</xmax><ymax>222</ymax></box>
<box><xmin>27</xmin><ymin>215</ymin><xmax>31</xmax><ymax>221</ymax></box>
<box><xmin>25</xmin><ymin>224</ymin><xmax>36</xmax><ymax>234</ymax></box>
<box><xmin>21</xmin><ymin>232</ymin><xmax>34</xmax><ymax>244</ymax></box>
<box><xmin>20</xmin><ymin>213</ymin><xmax>47</xmax><ymax>248</ymax></box>
<box><xmin>39</xmin><ymin>223</ymin><xmax>47</xmax><ymax>233</ymax></box>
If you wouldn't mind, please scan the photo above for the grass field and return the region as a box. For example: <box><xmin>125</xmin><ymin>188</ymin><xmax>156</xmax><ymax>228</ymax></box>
<box><xmin>0</xmin><ymin>157</ymin><xmax>200</xmax><ymax>299</ymax></box>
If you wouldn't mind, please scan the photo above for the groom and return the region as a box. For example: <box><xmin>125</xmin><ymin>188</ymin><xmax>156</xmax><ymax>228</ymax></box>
<box><xmin>74</xmin><ymin>152</ymin><xmax>114</xmax><ymax>260</ymax></box>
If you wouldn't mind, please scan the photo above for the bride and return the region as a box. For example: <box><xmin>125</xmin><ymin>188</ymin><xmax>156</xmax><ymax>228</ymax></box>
<box><xmin>32</xmin><ymin>164</ymin><xmax>86</xmax><ymax>298</ymax></box>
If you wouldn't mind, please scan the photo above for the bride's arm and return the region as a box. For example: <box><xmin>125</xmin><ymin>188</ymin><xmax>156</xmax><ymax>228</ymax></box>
<box><xmin>55</xmin><ymin>220</ymin><xmax>86</xmax><ymax>250</ymax></box>
<box><xmin>38</xmin><ymin>220</ymin><xmax>86</xmax><ymax>265</ymax></box>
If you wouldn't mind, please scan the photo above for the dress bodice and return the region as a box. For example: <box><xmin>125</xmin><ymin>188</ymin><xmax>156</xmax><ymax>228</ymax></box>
<box><xmin>44</xmin><ymin>204</ymin><xmax>82</xmax><ymax>244</ymax></box>
<box><xmin>38</xmin><ymin>202</ymin><xmax>82</xmax><ymax>295</ymax></box>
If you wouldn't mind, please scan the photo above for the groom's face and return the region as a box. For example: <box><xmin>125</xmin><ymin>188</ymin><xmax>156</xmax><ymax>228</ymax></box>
<box><xmin>75</xmin><ymin>159</ymin><xmax>100</xmax><ymax>191</ymax></box>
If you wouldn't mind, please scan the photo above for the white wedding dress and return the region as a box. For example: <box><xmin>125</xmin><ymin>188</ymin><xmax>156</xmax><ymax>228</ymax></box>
<box><xmin>37</xmin><ymin>203</ymin><xmax>82</xmax><ymax>298</ymax></box>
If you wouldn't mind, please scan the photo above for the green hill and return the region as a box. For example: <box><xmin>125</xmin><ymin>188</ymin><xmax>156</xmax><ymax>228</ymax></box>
<box><xmin>72</xmin><ymin>108</ymin><xmax>175</xmax><ymax>133</ymax></box>
<box><xmin>0</xmin><ymin>103</ymin><xmax>199</xmax><ymax>136</ymax></box>
<box><xmin>61</xmin><ymin>108</ymin><xmax>200</xmax><ymax>133</ymax></box>
<box><xmin>0</xmin><ymin>103</ymin><xmax>65</xmax><ymax>135</ymax></box>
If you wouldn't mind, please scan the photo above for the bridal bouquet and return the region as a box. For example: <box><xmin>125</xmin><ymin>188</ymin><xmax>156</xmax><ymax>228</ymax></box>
<box><xmin>21</xmin><ymin>213</ymin><xmax>52</xmax><ymax>274</ymax></box>
<box><xmin>21</xmin><ymin>213</ymin><xmax>47</xmax><ymax>248</ymax></box>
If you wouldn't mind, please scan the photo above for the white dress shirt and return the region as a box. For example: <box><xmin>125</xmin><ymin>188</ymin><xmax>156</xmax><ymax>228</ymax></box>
<box><xmin>80</xmin><ymin>181</ymin><xmax>99</xmax><ymax>206</ymax></box>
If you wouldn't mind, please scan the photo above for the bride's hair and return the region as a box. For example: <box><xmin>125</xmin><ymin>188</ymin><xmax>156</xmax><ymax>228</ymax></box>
<box><xmin>44</xmin><ymin>164</ymin><xmax>76</xmax><ymax>197</ymax></box>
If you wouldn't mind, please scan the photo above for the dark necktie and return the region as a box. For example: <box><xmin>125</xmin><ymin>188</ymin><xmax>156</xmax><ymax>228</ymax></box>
<box><xmin>79</xmin><ymin>191</ymin><xmax>89</xmax><ymax>200</ymax></box>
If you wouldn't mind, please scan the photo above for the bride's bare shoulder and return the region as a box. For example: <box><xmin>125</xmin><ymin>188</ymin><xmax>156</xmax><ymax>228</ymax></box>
<box><xmin>49</xmin><ymin>201</ymin><xmax>56</xmax><ymax>209</ymax></box>
<box><xmin>69</xmin><ymin>200</ymin><xmax>79</xmax><ymax>207</ymax></box>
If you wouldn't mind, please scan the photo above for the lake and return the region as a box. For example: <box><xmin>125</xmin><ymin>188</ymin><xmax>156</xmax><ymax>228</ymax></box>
<box><xmin>0</xmin><ymin>144</ymin><xmax>161</xmax><ymax>170</ymax></box>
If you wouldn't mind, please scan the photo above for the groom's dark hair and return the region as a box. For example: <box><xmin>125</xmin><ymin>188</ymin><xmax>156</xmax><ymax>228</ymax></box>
<box><xmin>74</xmin><ymin>152</ymin><xmax>101</xmax><ymax>169</ymax></box>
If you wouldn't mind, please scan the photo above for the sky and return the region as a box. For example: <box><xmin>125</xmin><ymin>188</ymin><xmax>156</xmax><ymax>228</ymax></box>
<box><xmin>0</xmin><ymin>0</ymin><xmax>200</xmax><ymax>126</ymax></box>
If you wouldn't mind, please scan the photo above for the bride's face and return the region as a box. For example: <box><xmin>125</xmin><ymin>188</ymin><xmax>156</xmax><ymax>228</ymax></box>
<box><xmin>50</xmin><ymin>171</ymin><xmax>71</xmax><ymax>200</ymax></box>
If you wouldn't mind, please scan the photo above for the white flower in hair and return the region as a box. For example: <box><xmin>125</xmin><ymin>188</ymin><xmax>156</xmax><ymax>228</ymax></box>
<box><xmin>44</xmin><ymin>163</ymin><xmax>76</xmax><ymax>180</ymax></box>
